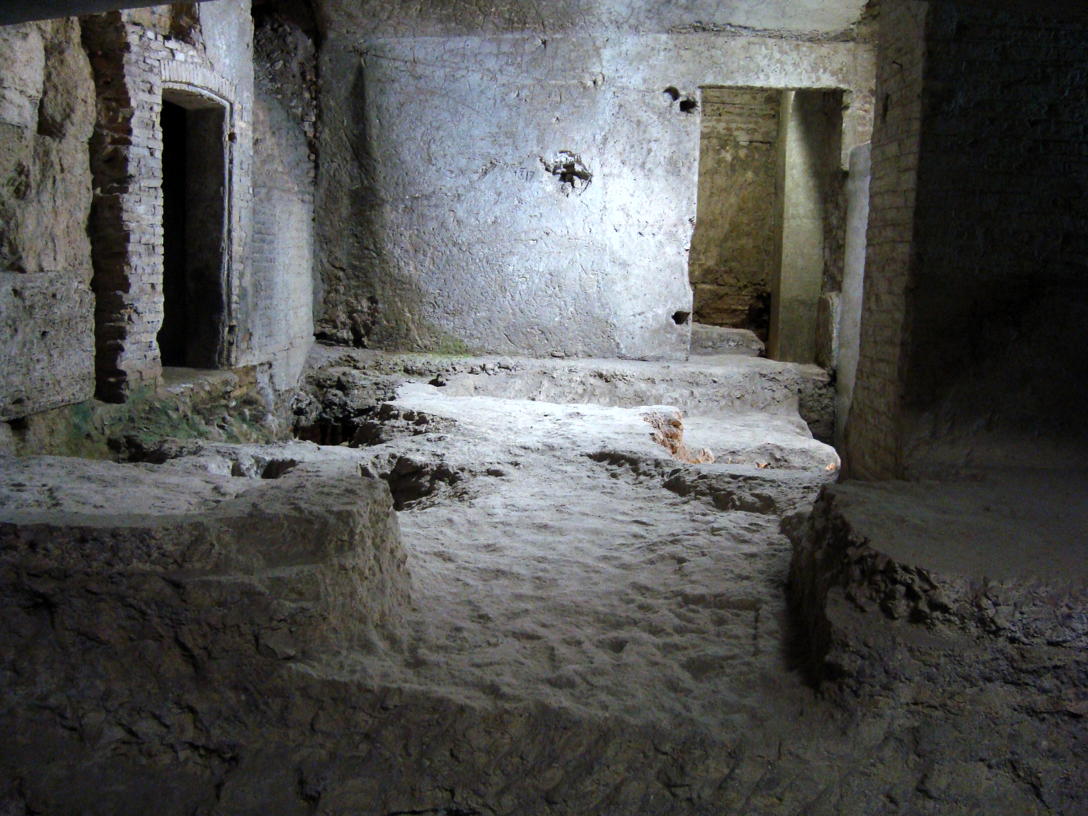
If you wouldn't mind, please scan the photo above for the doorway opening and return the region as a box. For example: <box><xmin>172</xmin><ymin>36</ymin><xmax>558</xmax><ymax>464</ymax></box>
<box><xmin>689</xmin><ymin>87</ymin><xmax>779</xmax><ymax>342</ymax></box>
<box><xmin>158</xmin><ymin>88</ymin><xmax>228</xmax><ymax>369</ymax></box>
<box><xmin>688</xmin><ymin>87</ymin><xmax>843</xmax><ymax>363</ymax></box>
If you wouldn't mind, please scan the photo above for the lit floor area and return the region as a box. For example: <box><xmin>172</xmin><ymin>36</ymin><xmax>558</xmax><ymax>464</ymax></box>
<box><xmin>338</xmin><ymin>379</ymin><xmax>839</xmax><ymax>731</ymax></box>
<box><xmin>2</xmin><ymin>352</ymin><xmax>1085</xmax><ymax>814</ymax></box>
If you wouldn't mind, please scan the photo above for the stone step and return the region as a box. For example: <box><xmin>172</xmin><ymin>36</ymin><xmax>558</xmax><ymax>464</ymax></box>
<box><xmin>689</xmin><ymin>322</ymin><xmax>765</xmax><ymax>357</ymax></box>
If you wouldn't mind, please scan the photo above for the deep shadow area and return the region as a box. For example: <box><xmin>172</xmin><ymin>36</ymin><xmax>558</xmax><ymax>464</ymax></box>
<box><xmin>158</xmin><ymin>99</ymin><xmax>188</xmax><ymax>365</ymax></box>
<box><xmin>157</xmin><ymin>91</ymin><xmax>227</xmax><ymax>369</ymax></box>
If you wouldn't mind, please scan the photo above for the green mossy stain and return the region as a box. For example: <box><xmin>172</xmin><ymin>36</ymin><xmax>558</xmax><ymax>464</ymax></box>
<box><xmin>418</xmin><ymin>326</ymin><xmax>475</xmax><ymax>357</ymax></box>
<box><xmin>13</xmin><ymin>374</ymin><xmax>282</xmax><ymax>460</ymax></box>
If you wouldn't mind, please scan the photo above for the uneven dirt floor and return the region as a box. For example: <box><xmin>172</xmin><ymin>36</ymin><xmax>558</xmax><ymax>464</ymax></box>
<box><xmin>4</xmin><ymin>354</ymin><xmax>1084</xmax><ymax>814</ymax></box>
<box><xmin>338</xmin><ymin>381</ymin><xmax>840</xmax><ymax>733</ymax></box>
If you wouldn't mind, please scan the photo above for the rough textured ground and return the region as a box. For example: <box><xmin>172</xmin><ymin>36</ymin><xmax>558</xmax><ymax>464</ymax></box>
<box><xmin>788</xmin><ymin>473</ymin><xmax>1088</xmax><ymax>814</ymax></box>
<box><xmin>2</xmin><ymin>353</ymin><xmax>1085</xmax><ymax>814</ymax></box>
<box><xmin>337</xmin><ymin>380</ymin><xmax>839</xmax><ymax>729</ymax></box>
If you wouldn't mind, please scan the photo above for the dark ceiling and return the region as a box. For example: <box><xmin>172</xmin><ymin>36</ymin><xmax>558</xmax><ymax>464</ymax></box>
<box><xmin>0</xmin><ymin>0</ymin><xmax>217</xmax><ymax>26</ymax></box>
<box><xmin>2</xmin><ymin>0</ymin><xmax>1085</xmax><ymax>32</ymax></box>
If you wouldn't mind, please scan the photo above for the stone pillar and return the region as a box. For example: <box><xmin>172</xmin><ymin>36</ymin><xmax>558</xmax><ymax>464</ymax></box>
<box><xmin>770</xmin><ymin>90</ymin><xmax>841</xmax><ymax>364</ymax></box>
<box><xmin>835</xmin><ymin>142</ymin><xmax>871</xmax><ymax>450</ymax></box>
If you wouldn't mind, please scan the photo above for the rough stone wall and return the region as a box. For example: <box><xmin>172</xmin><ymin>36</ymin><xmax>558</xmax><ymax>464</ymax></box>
<box><xmin>901</xmin><ymin>3</ymin><xmax>1088</xmax><ymax>474</ymax></box>
<box><xmin>249</xmin><ymin>12</ymin><xmax>316</xmax><ymax>389</ymax></box>
<box><xmin>688</xmin><ymin>87</ymin><xmax>779</xmax><ymax>335</ymax></box>
<box><xmin>316</xmin><ymin>26</ymin><xmax>875</xmax><ymax>359</ymax></box>
<box><xmin>0</xmin><ymin>20</ymin><xmax>95</xmax><ymax>420</ymax></box>
<box><xmin>844</xmin><ymin>0</ymin><xmax>927</xmax><ymax>479</ymax></box>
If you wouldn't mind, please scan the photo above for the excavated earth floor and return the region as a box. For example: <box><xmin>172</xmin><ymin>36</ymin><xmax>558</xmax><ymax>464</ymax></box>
<box><xmin>329</xmin><ymin>379</ymin><xmax>840</xmax><ymax>731</ymax></box>
<box><xmin>3</xmin><ymin>350</ymin><xmax>1086</xmax><ymax>814</ymax></box>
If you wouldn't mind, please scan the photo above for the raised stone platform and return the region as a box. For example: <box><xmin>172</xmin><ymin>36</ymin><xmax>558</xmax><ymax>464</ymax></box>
<box><xmin>0</xmin><ymin>453</ymin><xmax>408</xmax><ymax>648</ymax></box>
<box><xmin>298</xmin><ymin>346</ymin><xmax>834</xmax><ymax>442</ymax></box>
<box><xmin>788</xmin><ymin>470</ymin><xmax>1088</xmax><ymax>707</ymax></box>
<box><xmin>0</xmin><ymin>454</ymin><xmax>410</xmax><ymax>812</ymax></box>
<box><xmin>786</xmin><ymin>472</ymin><xmax>1088</xmax><ymax>812</ymax></box>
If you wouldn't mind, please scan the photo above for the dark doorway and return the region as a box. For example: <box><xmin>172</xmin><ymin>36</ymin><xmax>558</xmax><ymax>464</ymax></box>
<box><xmin>158</xmin><ymin>90</ymin><xmax>227</xmax><ymax>368</ymax></box>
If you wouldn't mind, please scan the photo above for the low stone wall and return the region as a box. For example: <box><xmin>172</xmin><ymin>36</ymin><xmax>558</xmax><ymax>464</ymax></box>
<box><xmin>0</xmin><ymin>454</ymin><xmax>409</xmax><ymax>812</ymax></box>
<box><xmin>787</xmin><ymin>478</ymin><xmax>1088</xmax><ymax>704</ymax></box>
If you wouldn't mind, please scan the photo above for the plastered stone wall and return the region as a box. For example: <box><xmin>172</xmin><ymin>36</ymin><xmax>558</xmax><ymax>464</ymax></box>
<box><xmin>249</xmin><ymin>14</ymin><xmax>316</xmax><ymax>389</ymax></box>
<box><xmin>770</xmin><ymin>89</ymin><xmax>844</xmax><ymax>364</ymax></box>
<box><xmin>0</xmin><ymin>20</ymin><xmax>96</xmax><ymax>420</ymax></box>
<box><xmin>316</xmin><ymin>9</ymin><xmax>875</xmax><ymax>358</ymax></box>
<box><xmin>844</xmin><ymin>0</ymin><xmax>927</xmax><ymax>479</ymax></box>
<box><xmin>835</xmin><ymin>142</ymin><xmax>871</xmax><ymax>449</ymax></box>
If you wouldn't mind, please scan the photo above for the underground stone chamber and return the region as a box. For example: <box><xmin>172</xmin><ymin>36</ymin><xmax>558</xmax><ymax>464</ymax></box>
<box><xmin>2</xmin><ymin>0</ymin><xmax>1087</xmax><ymax>813</ymax></box>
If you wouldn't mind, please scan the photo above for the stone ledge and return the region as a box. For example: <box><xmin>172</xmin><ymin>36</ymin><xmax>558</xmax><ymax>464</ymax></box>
<box><xmin>787</xmin><ymin>475</ymin><xmax>1088</xmax><ymax>710</ymax></box>
<box><xmin>1</xmin><ymin>455</ymin><xmax>408</xmax><ymax>660</ymax></box>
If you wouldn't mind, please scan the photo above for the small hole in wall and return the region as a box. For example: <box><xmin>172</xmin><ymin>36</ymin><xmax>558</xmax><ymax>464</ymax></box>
<box><xmin>663</xmin><ymin>86</ymin><xmax>680</xmax><ymax>101</ymax></box>
<box><xmin>679</xmin><ymin>98</ymin><xmax>698</xmax><ymax>114</ymax></box>
<box><xmin>542</xmin><ymin>150</ymin><xmax>593</xmax><ymax>195</ymax></box>
<box><xmin>672</xmin><ymin>311</ymin><xmax>691</xmax><ymax>325</ymax></box>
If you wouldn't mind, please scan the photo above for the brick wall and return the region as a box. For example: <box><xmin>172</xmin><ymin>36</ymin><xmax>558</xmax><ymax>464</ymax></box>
<box><xmin>844</xmin><ymin>0</ymin><xmax>928</xmax><ymax>479</ymax></box>
<box><xmin>902</xmin><ymin>2</ymin><xmax>1088</xmax><ymax>472</ymax></box>
<box><xmin>3</xmin><ymin>0</ymin><xmax>311</xmax><ymax>419</ymax></box>
<box><xmin>689</xmin><ymin>87</ymin><xmax>779</xmax><ymax>335</ymax></box>
<box><xmin>83</xmin><ymin>2</ymin><xmax>256</xmax><ymax>400</ymax></box>
<box><xmin>83</xmin><ymin>11</ymin><xmax>166</xmax><ymax>400</ymax></box>
<box><xmin>846</xmin><ymin>0</ymin><xmax>1088</xmax><ymax>477</ymax></box>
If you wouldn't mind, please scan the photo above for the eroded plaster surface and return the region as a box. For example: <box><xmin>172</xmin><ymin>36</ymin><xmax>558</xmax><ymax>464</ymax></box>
<box><xmin>316</xmin><ymin>29</ymin><xmax>874</xmax><ymax>358</ymax></box>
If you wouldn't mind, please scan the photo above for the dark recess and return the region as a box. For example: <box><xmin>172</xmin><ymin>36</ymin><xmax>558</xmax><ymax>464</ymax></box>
<box><xmin>157</xmin><ymin>95</ymin><xmax>227</xmax><ymax>368</ymax></box>
<box><xmin>158</xmin><ymin>100</ymin><xmax>188</xmax><ymax>366</ymax></box>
